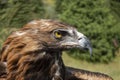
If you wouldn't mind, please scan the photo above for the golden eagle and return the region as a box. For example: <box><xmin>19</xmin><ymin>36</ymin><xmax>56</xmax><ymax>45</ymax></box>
<box><xmin>0</xmin><ymin>19</ymin><xmax>112</xmax><ymax>80</ymax></box>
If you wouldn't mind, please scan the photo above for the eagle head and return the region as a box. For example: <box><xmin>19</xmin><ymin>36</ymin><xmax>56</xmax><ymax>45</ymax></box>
<box><xmin>0</xmin><ymin>19</ymin><xmax>92</xmax><ymax>80</ymax></box>
<box><xmin>24</xmin><ymin>19</ymin><xmax>92</xmax><ymax>54</ymax></box>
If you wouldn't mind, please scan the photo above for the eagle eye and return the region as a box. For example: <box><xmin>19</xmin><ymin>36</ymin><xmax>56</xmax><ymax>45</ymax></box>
<box><xmin>53</xmin><ymin>29</ymin><xmax>69</xmax><ymax>40</ymax></box>
<box><xmin>54</xmin><ymin>31</ymin><xmax>62</xmax><ymax>39</ymax></box>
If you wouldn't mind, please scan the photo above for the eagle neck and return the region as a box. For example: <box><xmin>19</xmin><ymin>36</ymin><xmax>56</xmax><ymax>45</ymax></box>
<box><xmin>7</xmin><ymin>50</ymin><xmax>66</xmax><ymax>80</ymax></box>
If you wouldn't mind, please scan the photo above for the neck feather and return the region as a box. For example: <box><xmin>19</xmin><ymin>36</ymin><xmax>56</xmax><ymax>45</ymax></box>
<box><xmin>7</xmin><ymin>50</ymin><xmax>65</xmax><ymax>80</ymax></box>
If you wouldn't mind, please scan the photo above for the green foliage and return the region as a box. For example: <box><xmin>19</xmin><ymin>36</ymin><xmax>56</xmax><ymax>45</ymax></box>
<box><xmin>0</xmin><ymin>0</ymin><xmax>45</xmax><ymax>27</ymax></box>
<box><xmin>110</xmin><ymin>0</ymin><xmax>120</xmax><ymax>44</ymax></box>
<box><xmin>56</xmin><ymin>0</ymin><xmax>120</xmax><ymax>63</ymax></box>
<box><xmin>110</xmin><ymin>0</ymin><xmax>120</xmax><ymax>18</ymax></box>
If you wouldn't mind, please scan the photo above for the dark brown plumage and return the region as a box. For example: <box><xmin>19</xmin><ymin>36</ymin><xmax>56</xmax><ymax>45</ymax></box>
<box><xmin>0</xmin><ymin>19</ymin><xmax>113</xmax><ymax>80</ymax></box>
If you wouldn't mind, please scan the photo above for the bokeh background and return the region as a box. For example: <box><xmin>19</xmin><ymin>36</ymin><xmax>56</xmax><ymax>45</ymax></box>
<box><xmin>0</xmin><ymin>0</ymin><xmax>120</xmax><ymax>79</ymax></box>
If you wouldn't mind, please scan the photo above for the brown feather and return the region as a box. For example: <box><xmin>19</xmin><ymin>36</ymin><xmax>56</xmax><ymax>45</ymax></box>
<box><xmin>65</xmin><ymin>67</ymin><xmax>113</xmax><ymax>80</ymax></box>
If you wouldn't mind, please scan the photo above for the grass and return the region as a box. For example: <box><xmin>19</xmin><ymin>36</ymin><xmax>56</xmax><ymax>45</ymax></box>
<box><xmin>62</xmin><ymin>52</ymin><xmax>120</xmax><ymax>80</ymax></box>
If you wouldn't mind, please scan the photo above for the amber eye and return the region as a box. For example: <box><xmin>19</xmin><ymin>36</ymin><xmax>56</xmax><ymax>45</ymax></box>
<box><xmin>54</xmin><ymin>31</ymin><xmax>62</xmax><ymax>39</ymax></box>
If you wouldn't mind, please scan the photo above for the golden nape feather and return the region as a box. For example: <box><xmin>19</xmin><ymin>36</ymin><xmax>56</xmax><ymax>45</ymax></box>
<box><xmin>65</xmin><ymin>67</ymin><xmax>113</xmax><ymax>80</ymax></box>
<box><xmin>0</xmin><ymin>19</ymin><xmax>113</xmax><ymax>80</ymax></box>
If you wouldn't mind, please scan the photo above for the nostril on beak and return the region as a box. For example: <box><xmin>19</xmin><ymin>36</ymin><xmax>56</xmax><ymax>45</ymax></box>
<box><xmin>78</xmin><ymin>38</ymin><xmax>82</xmax><ymax>40</ymax></box>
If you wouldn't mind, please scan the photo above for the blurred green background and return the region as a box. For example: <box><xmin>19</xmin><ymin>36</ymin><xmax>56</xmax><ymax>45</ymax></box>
<box><xmin>0</xmin><ymin>0</ymin><xmax>120</xmax><ymax>79</ymax></box>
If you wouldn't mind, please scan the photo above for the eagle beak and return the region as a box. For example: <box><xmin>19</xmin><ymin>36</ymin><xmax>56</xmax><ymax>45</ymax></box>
<box><xmin>60</xmin><ymin>30</ymin><xmax>92</xmax><ymax>56</ymax></box>
<box><xmin>62</xmin><ymin>31</ymin><xmax>92</xmax><ymax>56</ymax></box>
<box><xmin>76</xmin><ymin>30</ymin><xmax>92</xmax><ymax>56</ymax></box>
<box><xmin>78</xmin><ymin>36</ymin><xmax>92</xmax><ymax>56</ymax></box>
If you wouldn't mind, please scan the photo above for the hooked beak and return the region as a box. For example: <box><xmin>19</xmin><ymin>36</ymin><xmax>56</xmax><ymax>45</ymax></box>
<box><xmin>78</xmin><ymin>36</ymin><xmax>92</xmax><ymax>56</ymax></box>
<box><xmin>61</xmin><ymin>31</ymin><xmax>92</xmax><ymax>56</ymax></box>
